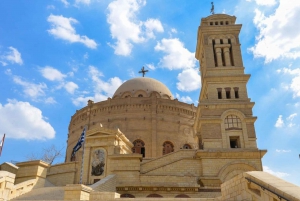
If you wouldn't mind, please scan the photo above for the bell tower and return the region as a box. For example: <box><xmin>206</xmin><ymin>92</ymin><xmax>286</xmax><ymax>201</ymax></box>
<box><xmin>194</xmin><ymin>14</ymin><xmax>258</xmax><ymax>150</ymax></box>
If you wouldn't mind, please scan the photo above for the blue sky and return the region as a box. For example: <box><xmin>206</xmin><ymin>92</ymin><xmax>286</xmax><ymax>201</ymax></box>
<box><xmin>0</xmin><ymin>0</ymin><xmax>299</xmax><ymax>186</ymax></box>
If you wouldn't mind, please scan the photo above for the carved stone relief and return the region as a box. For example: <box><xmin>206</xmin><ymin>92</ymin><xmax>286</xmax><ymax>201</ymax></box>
<box><xmin>91</xmin><ymin>149</ymin><xmax>106</xmax><ymax>176</ymax></box>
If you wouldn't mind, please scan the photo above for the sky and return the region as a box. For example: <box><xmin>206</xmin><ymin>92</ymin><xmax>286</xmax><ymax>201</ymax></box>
<box><xmin>0</xmin><ymin>0</ymin><xmax>299</xmax><ymax>186</ymax></box>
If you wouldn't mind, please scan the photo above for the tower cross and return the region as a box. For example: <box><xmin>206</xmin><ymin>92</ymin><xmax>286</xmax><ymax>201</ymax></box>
<box><xmin>139</xmin><ymin>66</ymin><xmax>149</xmax><ymax>77</ymax></box>
<box><xmin>210</xmin><ymin>2</ymin><xmax>215</xmax><ymax>15</ymax></box>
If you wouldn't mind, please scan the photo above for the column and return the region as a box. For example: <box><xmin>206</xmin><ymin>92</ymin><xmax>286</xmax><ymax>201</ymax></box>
<box><xmin>215</xmin><ymin>47</ymin><xmax>223</xmax><ymax>67</ymax></box>
<box><xmin>223</xmin><ymin>47</ymin><xmax>231</xmax><ymax>66</ymax></box>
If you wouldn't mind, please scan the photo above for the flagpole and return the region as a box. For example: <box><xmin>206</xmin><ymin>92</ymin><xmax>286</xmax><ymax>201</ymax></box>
<box><xmin>0</xmin><ymin>134</ymin><xmax>5</xmax><ymax>157</ymax></box>
<box><xmin>79</xmin><ymin>126</ymin><xmax>86</xmax><ymax>184</ymax></box>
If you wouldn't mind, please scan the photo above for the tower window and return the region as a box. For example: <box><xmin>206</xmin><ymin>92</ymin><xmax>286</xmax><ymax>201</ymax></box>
<box><xmin>212</xmin><ymin>39</ymin><xmax>217</xmax><ymax>67</ymax></box>
<box><xmin>226</xmin><ymin>21</ymin><xmax>229</xmax><ymax>25</ymax></box>
<box><xmin>215</xmin><ymin>21</ymin><xmax>218</xmax><ymax>25</ymax></box>
<box><xmin>225</xmin><ymin>115</ymin><xmax>242</xmax><ymax>130</ymax></box>
<box><xmin>220</xmin><ymin>21</ymin><xmax>223</xmax><ymax>25</ymax></box>
<box><xmin>225</xmin><ymin>88</ymin><xmax>231</xmax><ymax>99</ymax></box>
<box><xmin>229</xmin><ymin>136</ymin><xmax>240</xmax><ymax>148</ymax></box>
<box><xmin>210</xmin><ymin>22</ymin><xmax>213</xmax><ymax>25</ymax></box>
<box><xmin>217</xmin><ymin>88</ymin><xmax>222</xmax><ymax>99</ymax></box>
<box><xmin>234</xmin><ymin>87</ymin><xmax>239</xmax><ymax>98</ymax></box>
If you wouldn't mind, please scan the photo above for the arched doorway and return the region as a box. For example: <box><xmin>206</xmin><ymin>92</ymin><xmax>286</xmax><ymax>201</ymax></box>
<box><xmin>132</xmin><ymin>139</ymin><xmax>145</xmax><ymax>157</ymax></box>
<box><xmin>163</xmin><ymin>141</ymin><xmax>174</xmax><ymax>155</ymax></box>
<box><xmin>146</xmin><ymin>194</ymin><xmax>163</xmax><ymax>198</ymax></box>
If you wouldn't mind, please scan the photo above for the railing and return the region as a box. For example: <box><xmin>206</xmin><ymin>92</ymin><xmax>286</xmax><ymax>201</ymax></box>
<box><xmin>245</xmin><ymin>177</ymin><xmax>291</xmax><ymax>201</ymax></box>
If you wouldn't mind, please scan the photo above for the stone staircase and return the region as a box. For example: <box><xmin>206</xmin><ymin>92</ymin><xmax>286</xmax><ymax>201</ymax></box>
<box><xmin>140</xmin><ymin>150</ymin><xmax>196</xmax><ymax>174</ymax></box>
<box><xmin>11</xmin><ymin>186</ymin><xmax>64</xmax><ymax>200</ymax></box>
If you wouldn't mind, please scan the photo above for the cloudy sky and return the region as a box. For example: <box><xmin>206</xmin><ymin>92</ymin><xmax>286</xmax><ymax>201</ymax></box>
<box><xmin>0</xmin><ymin>0</ymin><xmax>299</xmax><ymax>186</ymax></box>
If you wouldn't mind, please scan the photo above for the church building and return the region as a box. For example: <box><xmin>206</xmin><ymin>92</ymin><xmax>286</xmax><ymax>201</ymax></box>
<box><xmin>1</xmin><ymin>14</ymin><xmax>300</xmax><ymax>201</ymax></box>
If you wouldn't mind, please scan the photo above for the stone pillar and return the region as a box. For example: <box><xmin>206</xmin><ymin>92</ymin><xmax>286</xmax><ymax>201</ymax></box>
<box><xmin>15</xmin><ymin>160</ymin><xmax>50</xmax><ymax>187</ymax></box>
<box><xmin>223</xmin><ymin>47</ymin><xmax>231</xmax><ymax>66</ymax></box>
<box><xmin>215</xmin><ymin>47</ymin><xmax>223</xmax><ymax>67</ymax></box>
<box><xmin>64</xmin><ymin>184</ymin><xmax>92</xmax><ymax>201</ymax></box>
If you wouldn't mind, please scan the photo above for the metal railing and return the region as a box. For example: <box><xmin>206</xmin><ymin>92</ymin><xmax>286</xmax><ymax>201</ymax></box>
<box><xmin>245</xmin><ymin>177</ymin><xmax>291</xmax><ymax>201</ymax></box>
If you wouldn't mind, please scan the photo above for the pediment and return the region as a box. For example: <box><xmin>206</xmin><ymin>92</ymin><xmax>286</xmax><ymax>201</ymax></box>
<box><xmin>86</xmin><ymin>127</ymin><xmax>122</xmax><ymax>138</ymax></box>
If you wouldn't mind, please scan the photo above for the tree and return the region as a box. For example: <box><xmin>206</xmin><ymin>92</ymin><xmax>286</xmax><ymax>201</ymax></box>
<box><xmin>26</xmin><ymin>145</ymin><xmax>64</xmax><ymax>165</ymax></box>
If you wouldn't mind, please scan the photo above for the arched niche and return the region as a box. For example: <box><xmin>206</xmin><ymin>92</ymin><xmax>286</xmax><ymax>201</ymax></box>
<box><xmin>132</xmin><ymin>139</ymin><xmax>145</xmax><ymax>157</ymax></box>
<box><xmin>91</xmin><ymin>148</ymin><xmax>106</xmax><ymax>177</ymax></box>
<box><xmin>133</xmin><ymin>90</ymin><xmax>148</xmax><ymax>98</ymax></box>
<box><xmin>162</xmin><ymin>141</ymin><xmax>174</xmax><ymax>155</ymax></box>
<box><xmin>147</xmin><ymin>194</ymin><xmax>163</xmax><ymax>198</ymax></box>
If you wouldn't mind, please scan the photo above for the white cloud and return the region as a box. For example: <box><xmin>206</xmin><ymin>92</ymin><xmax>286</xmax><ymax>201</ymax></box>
<box><xmin>171</xmin><ymin>28</ymin><xmax>177</xmax><ymax>33</ymax></box>
<box><xmin>0</xmin><ymin>100</ymin><xmax>55</xmax><ymax>140</ymax></box>
<box><xmin>1</xmin><ymin>47</ymin><xmax>23</xmax><ymax>66</ymax></box>
<box><xmin>107</xmin><ymin>0</ymin><xmax>163</xmax><ymax>56</ymax></box>
<box><xmin>145</xmin><ymin>63</ymin><xmax>155</xmax><ymax>70</ymax></box>
<box><xmin>64</xmin><ymin>81</ymin><xmax>78</xmax><ymax>94</ymax></box>
<box><xmin>275</xmin><ymin>115</ymin><xmax>284</xmax><ymax>128</ymax></box>
<box><xmin>278</xmin><ymin>67</ymin><xmax>300</xmax><ymax>97</ymax></box>
<box><xmin>144</xmin><ymin>19</ymin><xmax>164</xmax><ymax>39</ymax></box>
<box><xmin>47</xmin><ymin>5</ymin><xmax>55</xmax><ymax>9</ymax></box>
<box><xmin>250</xmin><ymin>0</ymin><xmax>277</xmax><ymax>6</ymax></box>
<box><xmin>263</xmin><ymin>166</ymin><xmax>289</xmax><ymax>178</ymax></box>
<box><xmin>83</xmin><ymin>52</ymin><xmax>89</xmax><ymax>60</ymax></box>
<box><xmin>47</xmin><ymin>14</ymin><xmax>97</xmax><ymax>49</ymax></box>
<box><xmin>60</xmin><ymin>0</ymin><xmax>69</xmax><ymax>7</ymax></box>
<box><xmin>175</xmin><ymin>93</ymin><xmax>192</xmax><ymax>103</ymax></box>
<box><xmin>45</xmin><ymin>97</ymin><xmax>57</xmax><ymax>104</ymax></box>
<box><xmin>155</xmin><ymin>38</ymin><xmax>196</xmax><ymax>70</ymax></box>
<box><xmin>40</xmin><ymin>66</ymin><xmax>66</xmax><ymax>81</ymax></box>
<box><xmin>75</xmin><ymin>0</ymin><xmax>90</xmax><ymax>5</ymax></box>
<box><xmin>287</xmin><ymin>113</ymin><xmax>297</xmax><ymax>121</ymax></box>
<box><xmin>89</xmin><ymin>66</ymin><xmax>122</xmax><ymax>97</ymax></box>
<box><xmin>72</xmin><ymin>66</ymin><xmax>123</xmax><ymax>106</ymax></box>
<box><xmin>0</xmin><ymin>61</ymin><xmax>7</xmax><ymax>66</ymax></box>
<box><xmin>13</xmin><ymin>76</ymin><xmax>47</xmax><ymax>99</ymax></box>
<box><xmin>176</xmin><ymin>68</ymin><xmax>201</xmax><ymax>92</ymax></box>
<box><xmin>249</xmin><ymin>1</ymin><xmax>300</xmax><ymax>62</ymax></box>
<box><xmin>276</xmin><ymin>149</ymin><xmax>291</xmax><ymax>153</ymax></box>
<box><xmin>275</xmin><ymin>113</ymin><xmax>298</xmax><ymax>128</ymax></box>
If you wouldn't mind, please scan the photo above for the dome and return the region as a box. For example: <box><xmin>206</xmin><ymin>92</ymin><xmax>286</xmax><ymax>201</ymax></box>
<box><xmin>113</xmin><ymin>77</ymin><xmax>173</xmax><ymax>99</ymax></box>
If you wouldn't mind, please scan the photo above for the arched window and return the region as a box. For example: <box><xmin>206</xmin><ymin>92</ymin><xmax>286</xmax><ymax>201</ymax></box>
<box><xmin>224</xmin><ymin>115</ymin><xmax>242</xmax><ymax>130</ymax></box>
<box><xmin>147</xmin><ymin>194</ymin><xmax>163</xmax><ymax>198</ymax></box>
<box><xmin>163</xmin><ymin>141</ymin><xmax>174</xmax><ymax>155</ymax></box>
<box><xmin>182</xmin><ymin>144</ymin><xmax>191</xmax><ymax>149</ymax></box>
<box><xmin>132</xmin><ymin>139</ymin><xmax>145</xmax><ymax>157</ymax></box>
<box><xmin>138</xmin><ymin>94</ymin><xmax>143</xmax><ymax>97</ymax></box>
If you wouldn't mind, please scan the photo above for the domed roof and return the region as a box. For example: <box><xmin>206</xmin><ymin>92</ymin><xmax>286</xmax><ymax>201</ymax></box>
<box><xmin>113</xmin><ymin>77</ymin><xmax>173</xmax><ymax>99</ymax></box>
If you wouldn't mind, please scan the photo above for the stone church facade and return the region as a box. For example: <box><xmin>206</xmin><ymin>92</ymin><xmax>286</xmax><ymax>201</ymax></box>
<box><xmin>1</xmin><ymin>14</ymin><xmax>300</xmax><ymax>201</ymax></box>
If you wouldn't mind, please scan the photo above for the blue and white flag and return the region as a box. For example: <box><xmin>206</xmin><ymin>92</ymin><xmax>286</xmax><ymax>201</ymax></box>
<box><xmin>72</xmin><ymin>128</ymin><xmax>86</xmax><ymax>156</ymax></box>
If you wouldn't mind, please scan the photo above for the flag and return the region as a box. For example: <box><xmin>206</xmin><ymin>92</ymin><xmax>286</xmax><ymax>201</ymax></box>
<box><xmin>0</xmin><ymin>134</ymin><xmax>6</xmax><ymax>157</ymax></box>
<box><xmin>72</xmin><ymin>128</ymin><xmax>86</xmax><ymax>157</ymax></box>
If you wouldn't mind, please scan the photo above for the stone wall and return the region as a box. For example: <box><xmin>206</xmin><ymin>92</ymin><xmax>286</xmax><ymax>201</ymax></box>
<box><xmin>218</xmin><ymin>171</ymin><xmax>300</xmax><ymax>200</ymax></box>
<box><xmin>47</xmin><ymin>162</ymin><xmax>78</xmax><ymax>186</ymax></box>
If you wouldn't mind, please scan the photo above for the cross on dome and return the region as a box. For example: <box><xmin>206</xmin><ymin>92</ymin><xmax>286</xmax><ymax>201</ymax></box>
<box><xmin>139</xmin><ymin>66</ymin><xmax>149</xmax><ymax>77</ymax></box>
